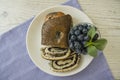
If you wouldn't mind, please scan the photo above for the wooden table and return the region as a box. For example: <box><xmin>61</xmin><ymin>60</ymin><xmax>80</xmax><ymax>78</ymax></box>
<box><xmin>0</xmin><ymin>0</ymin><xmax>120</xmax><ymax>79</ymax></box>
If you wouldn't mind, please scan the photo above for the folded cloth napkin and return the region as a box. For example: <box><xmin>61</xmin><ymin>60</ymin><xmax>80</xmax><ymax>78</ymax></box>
<box><xmin>0</xmin><ymin>0</ymin><xmax>114</xmax><ymax>80</ymax></box>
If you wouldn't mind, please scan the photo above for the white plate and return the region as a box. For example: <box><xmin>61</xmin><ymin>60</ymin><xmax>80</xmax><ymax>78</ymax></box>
<box><xmin>26</xmin><ymin>5</ymin><xmax>93</xmax><ymax>76</ymax></box>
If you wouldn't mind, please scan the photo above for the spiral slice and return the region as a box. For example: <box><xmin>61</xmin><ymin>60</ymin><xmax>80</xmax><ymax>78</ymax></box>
<box><xmin>41</xmin><ymin>47</ymin><xmax>71</xmax><ymax>60</ymax></box>
<box><xmin>51</xmin><ymin>53</ymin><xmax>81</xmax><ymax>72</ymax></box>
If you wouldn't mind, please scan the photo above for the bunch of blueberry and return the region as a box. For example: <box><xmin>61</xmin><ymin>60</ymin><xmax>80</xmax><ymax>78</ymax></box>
<box><xmin>68</xmin><ymin>23</ymin><xmax>99</xmax><ymax>54</ymax></box>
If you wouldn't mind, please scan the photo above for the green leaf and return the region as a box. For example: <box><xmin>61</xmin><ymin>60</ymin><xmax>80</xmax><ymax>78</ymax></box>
<box><xmin>84</xmin><ymin>42</ymin><xmax>89</xmax><ymax>47</ymax></box>
<box><xmin>84</xmin><ymin>42</ymin><xmax>93</xmax><ymax>47</ymax></box>
<box><xmin>87</xmin><ymin>45</ymin><xmax>98</xmax><ymax>57</ymax></box>
<box><xmin>87</xmin><ymin>27</ymin><xmax>96</xmax><ymax>39</ymax></box>
<box><xmin>93</xmin><ymin>38</ymin><xmax>107</xmax><ymax>50</ymax></box>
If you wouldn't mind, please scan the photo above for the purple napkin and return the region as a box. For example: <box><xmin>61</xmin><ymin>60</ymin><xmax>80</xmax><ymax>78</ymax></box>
<box><xmin>0</xmin><ymin>0</ymin><xmax>114</xmax><ymax>80</ymax></box>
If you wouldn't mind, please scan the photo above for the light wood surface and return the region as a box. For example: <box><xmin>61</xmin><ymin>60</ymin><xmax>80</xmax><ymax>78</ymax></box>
<box><xmin>0</xmin><ymin>0</ymin><xmax>120</xmax><ymax>79</ymax></box>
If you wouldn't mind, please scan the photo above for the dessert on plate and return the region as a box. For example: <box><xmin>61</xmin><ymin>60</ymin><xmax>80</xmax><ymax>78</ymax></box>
<box><xmin>41</xmin><ymin>12</ymin><xmax>81</xmax><ymax>72</ymax></box>
<box><xmin>40</xmin><ymin>12</ymin><xmax>107</xmax><ymax>72</ymax></box>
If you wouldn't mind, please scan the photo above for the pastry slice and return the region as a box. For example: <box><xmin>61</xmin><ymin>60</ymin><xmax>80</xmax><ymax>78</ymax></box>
<box><xmin>41</xmin><ymin>14</ymin><xmax>72</xmax><ymax>48</ymax></box>
<box><xmin>41</xmin><ymin>47</ymin><xmax>71</xmax><ymax>60</ymax></box>
<box><xmin>50</xmin><ymin>52</ymin><xmax>81</xmax><ymax>72</ymax></box>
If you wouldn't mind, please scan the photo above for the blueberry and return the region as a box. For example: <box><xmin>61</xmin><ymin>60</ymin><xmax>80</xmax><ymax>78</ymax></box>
<box><xmin>74</xmin><ymin>41</ymin><xmax>81</xmax><ymax>49</ymax></box>
<box><xmin>92</xmin><ymin>33</ymin><xmax>99</xmax><ymax>41</ymax></box>
<box><xmin>73</xmin><ymin>26</ymin><xmax>78</xmax><ymax>31</ymax></box>
<box><xmin>77</xmin><ymin>35</ymin><xmax>83</xmax><ymax>41</ymax></box>
<box><xmin>70</xmin><ymin>35</ymin><xmax>76</xmax><ymax>41</ymax></box>
<box><xmin>69</xmin><ymin>43</ymin><xmax>74</xmax><ymax>50</ymax></box>
<box><xmin>76</xmin><ymin>49</ymin><xmax>82</xmax><ymax>53</ymax></box>
<box><xmin>84</xmin><ymin>35</ymin><xmax>90</xmax><ymax>41</ymax></box>
<box><xmin>83</xmin><ymin>23</ymin><xmax>88</xmax><ymax>27</ymax></box>
<box><xmin>86</xmin><ymin>25</ymin><xmax>91</xmax><ymax>30</ymax></box>
<box><xmin>74</xmin><ymin>30</ymin><xmax>80</xmax><ymax>36</ymax></box>
<box><xmin>74</xmin><ymin>41</ymin><xmax>79</xmax><ymax>46</ymax></box>
<box><xmin>70</xmin><ymin>30</ymin><xmax>74</xmax><ymax>35</ymax></box>
<box><xmin>82</xmin><ymin>28</ymin><xmax>87</xmax><ymax>34</ymax></box>
<box><xmin>78</xmin><ymin>26</ymin><xmax>83</xmax><ymax>31</ymax></box>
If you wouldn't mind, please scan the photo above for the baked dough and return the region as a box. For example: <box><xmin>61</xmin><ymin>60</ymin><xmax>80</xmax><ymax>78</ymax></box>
<box><xmin>42</xmin><ymin>13</ymin><xmax>72</xmax><ymax>48</ymax></box>
<box><xmin>51</xmin><ymin>53</ymin><xmax>81</xmax><ymax>72</ymax></box>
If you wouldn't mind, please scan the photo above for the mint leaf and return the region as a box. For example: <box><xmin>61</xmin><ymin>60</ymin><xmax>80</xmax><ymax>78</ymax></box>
<box><xmin>87</xmin><ymin>27</ymin><xmax>96</xmax><ymax>39</ymax></box>
<box><xmin>85</xmin><ymin>42</ymin><xmax>89</xmax><ymax>47</ymax></box>
<box><xmin>87</xmin><ymin>45</ymin><xmax>97</xmax><ymax>57</ymax></box>
<box><xmin>85</xmin><ymin>42</ymin><xmax>93</xmax><ymax>47</ymax></box>
<box><xmin>93</xmin><ymin>38</ymin><xmax>107</xmax><ymax>50</ymax></box>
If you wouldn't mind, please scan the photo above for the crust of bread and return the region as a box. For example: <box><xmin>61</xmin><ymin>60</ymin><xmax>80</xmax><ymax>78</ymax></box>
<box><xmin>42</xmin><ymin>14</ymin><xmax>72</xmax><ymax>48</ymax></box>
<box><xmin>45</xmin><ymin>12</ymin><xmax>65</xmax><ymax>21</ymax></box>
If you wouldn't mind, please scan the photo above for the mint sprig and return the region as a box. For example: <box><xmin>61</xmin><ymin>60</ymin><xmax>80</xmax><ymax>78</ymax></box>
<box><xmin>85</xmin><ymin>26</ymin><xmax>107</xmax><ymax>57</ymax></box>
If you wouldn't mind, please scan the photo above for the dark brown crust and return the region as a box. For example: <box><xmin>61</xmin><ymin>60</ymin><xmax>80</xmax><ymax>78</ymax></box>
<box><xmin>45</xmin><ymin>12</ymin><xmax>65</xmax><ymax>21</ymax></box>
<box><xmin>42</xmin><ymin>14</ymin><xmax>72</xmax><ymax>48</ymax></box>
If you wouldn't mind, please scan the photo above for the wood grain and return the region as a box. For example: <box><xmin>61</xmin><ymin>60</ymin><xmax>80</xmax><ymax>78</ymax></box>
<box><xmin>0</xmin><ymin>0</ymin><xmax>120</xmax><ymax>79</ymax></box>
